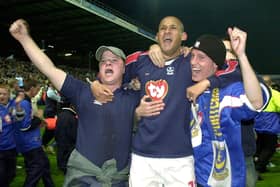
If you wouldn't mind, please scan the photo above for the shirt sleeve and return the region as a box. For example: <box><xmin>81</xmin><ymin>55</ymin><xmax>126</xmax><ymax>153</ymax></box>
<box><xmin>124</xmin><ymin>51</ymin><xmax>144</xmax><ymax>84</ymax></box>
<box><xmin>264</xmin><ymin>88</ymin><xmax>280</xmax><ymax>112</ymax></box>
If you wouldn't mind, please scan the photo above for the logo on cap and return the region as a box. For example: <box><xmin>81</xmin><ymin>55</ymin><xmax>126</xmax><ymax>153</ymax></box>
<box><xmin>194</xmin><ymin>41</ymin><xmax>200</xmax><ymax>48</ymax></box>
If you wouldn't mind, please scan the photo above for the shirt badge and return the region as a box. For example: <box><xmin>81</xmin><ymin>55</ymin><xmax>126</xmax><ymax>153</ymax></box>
<box><xmin>166</xmin><ymin>66</ymin><xmax>174</xmax><ymax>75</ymax></box>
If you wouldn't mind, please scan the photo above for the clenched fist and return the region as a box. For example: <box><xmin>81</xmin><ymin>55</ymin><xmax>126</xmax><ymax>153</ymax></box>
<box><xmin>9</xmin><ymin>19</ymin><xmax>30</xmax><ymax>42</ymax></box>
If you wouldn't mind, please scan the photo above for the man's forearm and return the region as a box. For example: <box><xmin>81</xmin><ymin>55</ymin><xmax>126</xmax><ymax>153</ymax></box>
<box><xmin>239</xmin><ymin>54</ymin><xmax>263</xmax><ymax>109</ymax></box>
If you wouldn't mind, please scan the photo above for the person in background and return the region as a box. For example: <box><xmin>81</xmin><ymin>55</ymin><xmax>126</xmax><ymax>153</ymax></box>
<box><xmin>254</xmin><ymin>75</ymin><xmax>280</xmax><ymax>178</ymax></box>
<box><xmin>8</xmin><ymin>78</ymin><xmax>23</xmax><ymax>99</ymax></box>
<box><xmin>14</xmin><ymin>78</ymin><xmax>54</xmax><ymax>187</ymax></box>
<box><xmin>31</xmin><ymin>84</ymin><xmax>45</xmax><ymax>118</ymax></box>
<box><xmin>0</xmin><ymin>84</ymin><xmax>18</xmax><ymax>187</ymax></box>
<box><xmin>54</xmin><ymin>97</ymin><xmax>78</xmax><ymax>174</ymax></box>
<box><xmin>240</xmin><ymin>119</ymin><xmax>258</xmax><ymax>186</ymax></box>
<box><xmin>42</xmin><ymin>82</ymin><xmax>61</xmax><ymax>154</ymax></box>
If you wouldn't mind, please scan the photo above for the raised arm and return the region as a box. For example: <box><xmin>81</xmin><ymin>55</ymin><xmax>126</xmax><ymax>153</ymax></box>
<box><xmin>9</xmin><ymin>19</ymin><xmax>66</xmax><ymax>91</ymax></box>
<box><xmin>228</xmin><ymin>27</ymin><xmax>263</xmax><ymax>109</ymax></box>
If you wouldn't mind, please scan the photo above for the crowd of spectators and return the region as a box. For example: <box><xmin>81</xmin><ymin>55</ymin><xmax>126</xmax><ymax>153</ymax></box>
<box><xmin>0</xmin><ymin>56</ymin><xmax>96</xmax><ymax>85</ymax></box>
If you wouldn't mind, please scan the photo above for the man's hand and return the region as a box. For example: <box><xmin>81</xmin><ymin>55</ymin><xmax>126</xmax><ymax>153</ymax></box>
<box><xmin>90</xmin><ymin>80</ymin><xmax>114</xmax><ymax>103</ymax></box>
<box><xmin>180</xmin><ymin>46</ymin><xmax>192</xmax><ymax>57</ymax></box>
<box><xmin>228</xmin><ymin>27</ymin><xmax>247</xmax><ymax>59</ymax></box>
<box><xmin>9</xmin><ymin>19</ymin><xmax>30</xmax><ymax>42</ymax></box>
<box><xmin>186</xmin><ymin>79</ymin><xmax>210</xmax><ymax>103</ymax></box>
<box><xmin>15</xmin><ymin>92</ymin><xmax>25</xmax><ymax>105</ymax></box>
<box><xmin>135</xmin><ymin>95</ymin><xmax>165</xmax><ymax>119</ymax></box>
<box><xmin>149</xmin><ymin>44</ymin><xmax>191</xmax><ymax>68</ymax></box>
<box><xmin>148</xmin><ymin>44</ymin><xmax>165</xmax><ymax>68</ymax></box>
<box><xmin>128</xmin><ymin>78</ymin><xmax>141</xmax><ymax>91</ymax></box>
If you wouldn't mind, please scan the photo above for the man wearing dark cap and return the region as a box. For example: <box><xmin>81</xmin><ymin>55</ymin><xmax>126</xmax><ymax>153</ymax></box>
<box><xmin>9</xmin><ymin>19</ymin><xmax>141</xmax><ymax>187</ymax></box>
<box><xmin>189</xmin><ymin>27</ymin><xmax>270</xmax><ymax>187</ymax></box>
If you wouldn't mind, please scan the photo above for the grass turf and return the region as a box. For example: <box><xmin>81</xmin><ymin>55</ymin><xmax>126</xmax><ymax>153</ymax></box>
<box><xmin>10</xmin><ymin>150</ymin><xmax>280</xmax><ymax>187</ymax></box>
<box><xmin>256</xmin><ymin>151</ymin><xmax>280</xmax><ymax>187</ymax></box>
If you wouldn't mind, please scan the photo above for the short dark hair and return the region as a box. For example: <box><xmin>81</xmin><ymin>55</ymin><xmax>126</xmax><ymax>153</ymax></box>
<box><xmin>23</xmin><ymin>79</ymin><xmax>39</xmax><ymax>91</ymax></box>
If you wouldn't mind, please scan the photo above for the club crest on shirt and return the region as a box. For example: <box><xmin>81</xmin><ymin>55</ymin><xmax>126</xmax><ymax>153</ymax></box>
<box><xmin>145</xmin><ymin>80</ymin><xmax>168</xmax><ymax>101</ymax></box>
<box><xmin>211</xmin><ymin>141</ymin><xmax>230</xmax><ymax>182</ymax></box>
<box><xmin>166</xmin><ymin>66</ymin><xmax>174</xmax><ymax>75</ymax></box>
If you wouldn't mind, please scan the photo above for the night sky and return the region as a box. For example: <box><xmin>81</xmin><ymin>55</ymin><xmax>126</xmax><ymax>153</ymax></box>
<box><xmin>100</xmin><ymin>0</ymin><xmax>280</xmax><ymax>74</ymax></box>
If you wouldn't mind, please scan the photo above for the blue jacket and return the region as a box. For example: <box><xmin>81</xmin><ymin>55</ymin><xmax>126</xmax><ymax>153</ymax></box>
<box><xmin>0</xmin><ymin>99</ymin><xmax>17</xmax><ymax>150</ymax></box>
<box><xmin>190</xmin><ymin>82</ymin><xmax>270</xmax><ymax>187</ymax></box>
<box><xmin>14</xmin><ymin>95</ymin><xmax>42</xmax><ymax>153</ymax></box>
<box><xmin>254</xmin><ymin>88</ymin><xmax>280</xmax><ymax>134</ymax></box>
